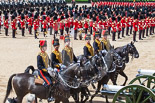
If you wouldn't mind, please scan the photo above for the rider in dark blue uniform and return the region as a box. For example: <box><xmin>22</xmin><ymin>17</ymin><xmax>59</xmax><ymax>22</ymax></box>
<box><xmin>51</xmin><ymin>38</ymin><xmax>62</xmax><ymax>72</ymax></box>
<box><xmin>37</xmin><ymin>40</ymin><xmax>52</xmax><ymax>86</ymax></box>
<box><xmin>37</xmin><ymin>40</ymin><xmax>54</xmax><ymax>102</ymax></box>
<box><xmin>83</xmin><ymin>34</ymin><xmax>94</xmax><ymax>59</ymax></box>
<box><xmin>93</xmin><ymin>31</ymin><xmax>102</xmax><ymax>55</ymax></box>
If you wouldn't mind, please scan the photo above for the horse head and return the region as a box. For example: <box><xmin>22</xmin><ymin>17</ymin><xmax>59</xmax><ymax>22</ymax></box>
<box><xmin>127</xmin><ymin>41</ymin><xmax>139</xmax><ymax>59</ymax></box>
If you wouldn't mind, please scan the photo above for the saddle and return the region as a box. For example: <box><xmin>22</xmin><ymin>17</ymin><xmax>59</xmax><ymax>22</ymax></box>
<box><xmin>33</xmin><ymin>70</ymin><xmax>56</xmax><ymax>86</ymax></box>
<box><xmin>32</xmin><ymin>70</ymin><xmax>44</xmax><ymax>85</ymax></box>
<box><xmin>34</xmin><ymin>75</ymin><xmax>44</xmax><ymax>85</ymax></box>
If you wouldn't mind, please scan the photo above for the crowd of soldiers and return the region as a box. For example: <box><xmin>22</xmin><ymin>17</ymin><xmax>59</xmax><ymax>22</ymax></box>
<box><xmin>0</xmin><ymin>1</ymin><xmax>154</xmax><ymax>41</ymax></box>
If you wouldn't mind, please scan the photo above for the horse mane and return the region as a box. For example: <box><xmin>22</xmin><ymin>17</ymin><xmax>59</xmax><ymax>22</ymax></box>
<box><xmin>61</xmin><ymin>63</ymin><xmax>79</xmax><ymax>75</ymax></box>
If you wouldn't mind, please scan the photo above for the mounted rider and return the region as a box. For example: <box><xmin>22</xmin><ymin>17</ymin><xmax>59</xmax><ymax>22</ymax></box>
<box><xmin>83</xmin><ymin>34</ymin><xmax>94</xmax><ymax>59</ymax></box>
<box><xmin>37</xmin><ymin>40</ymin><xmax>55</xmax><ymax>102</ymax></box>
<box><xmin>51</xmin><ymin>38</ymin><xmax>66</xmax><ymax>72</ymax></box>
<box><xmin>37</xmin><ymin>40</ymin><xmax>52</xmax><ymax>86</ymax></box>
<box><xmin>93</xmin><ymin>31</ymin><xmax>102</xmax><ymax>55</ymax></box>
<box><xmin>62</xmin><ymin>35</ymin><xmax>77</xmax><ymax>67</ymax></box>
<box><xmin>101</xmin><ymin>30</ymin><xmax>111</xmax><ymax>51</ymax></box>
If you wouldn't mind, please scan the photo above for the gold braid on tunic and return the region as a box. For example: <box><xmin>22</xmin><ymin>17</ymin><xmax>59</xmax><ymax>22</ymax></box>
<box><xmin>101</xmin><ymin>38</ymin><xmax>110</xmax><ymax>51</ymax></box>
<box><xmin>86</xmin><ymin>43</ymin><xmax>94</xmax><ymax>56</ymax></box>
<box><xmin>95</xmin><ymin>39</ymin><xmax>102</xmax><ymax>51</ymax></box>
<box><xmin>52</xmin><ymin>50</ymin><xmax>62</xmax><ymax>63</ymax></box>
<box><xmin>39</xmin><ymin>52</ymin><xmax>49</xmax><ymax>69</ymax></box>
<box><xmin>64</xmin><ymin>46</ymin><xmax>73</xmax><ymax>62</ymax></box>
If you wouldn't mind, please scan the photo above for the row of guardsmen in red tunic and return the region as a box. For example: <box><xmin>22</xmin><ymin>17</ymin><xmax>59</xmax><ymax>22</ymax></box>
<box><xmin>0</xmin><ymin>10</ymin><xmax>154</xmax><ymax>41</ymax></box>
<box><xmin>92</xmin><ymin>1</ymin><xmax>155</xmax><ymax>7</ymax></box>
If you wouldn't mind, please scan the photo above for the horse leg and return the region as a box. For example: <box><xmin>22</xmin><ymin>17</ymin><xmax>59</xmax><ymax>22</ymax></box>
<box><xmin>110</xmin><ymin>72</ymin><xmax>117</xmax><ymax>85</ymax></box>
<box><xmin>91</xmin><ymin>83</ymin><xmax>96</xmax><ymax>89</ymax></box>
<box><xmin>62</xmin><ymin>99</ymin><xmax>69</xmax><ymax>103</ymax></box>
<box><xmin>105</xmin><ymin>95</ymin><xmax>109</xmax><ymax>103</ymax></box>
<box><xmin>35</xmin><ymin>97</ymin><xmax>37</xmax><ymax>103</ymax></box>
<box><xmin>89</xmin><ymin>82</ymin><xmax>102</xmax><ymax>103</ymax></box>
<box><xmin>119</xmin><ymin>71</ymin><xmax>128</xmax><ymax>86</ymax></box>
<box><xmin>72</xmin><ymin>93</ymin><xmax>79</xmax><ymax>103</ymax></box>
<box><xmin>55</xmin><ymin>99</ymin><xmax>60</xmax><ymax>103</ymax></box>
<box><xmin>14</xmin><ymin>96</ymin><xmax>24</xmax><ymax>103</ymax></box>
<box><xmin>81</xmin><ymin>87</ymin><xmax>89</xmax><ymax>103</ymax></box>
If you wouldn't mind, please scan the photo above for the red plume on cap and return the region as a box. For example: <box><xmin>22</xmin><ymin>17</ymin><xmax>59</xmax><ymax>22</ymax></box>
<box><xmin>39</xmin><ymin>40</ymin><xmax>45</xmax><ymax>46</ymax></box>
<box><xmin>39</xmin><ymin>40</ymin><xmax>47</xmax><ymax>47</ymax></box>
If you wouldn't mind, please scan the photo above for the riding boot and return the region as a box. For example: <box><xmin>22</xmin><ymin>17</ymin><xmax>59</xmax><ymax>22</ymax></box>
<box><xmin>47</xmin><ymin>86</ymin><xmax>55</xmax><ymax>102</ymax></box>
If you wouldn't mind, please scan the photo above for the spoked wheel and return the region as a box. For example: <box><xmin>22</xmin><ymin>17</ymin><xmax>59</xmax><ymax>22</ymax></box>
<box><xmin>112</xmin><ymin>85</ymin><xmax>155</xmax><ymax>103</ymax></box>
<box><xmin>129</xmin><ymin>75</ymin><xmax>155</xmax><ymax>89</ymax></box>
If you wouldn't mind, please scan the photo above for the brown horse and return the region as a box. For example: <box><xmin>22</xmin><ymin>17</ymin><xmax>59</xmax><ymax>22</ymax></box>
<box><xmin>3</xmin><ymin>63</ymin><xmax>81</xmax><ymax>103</ymax></box>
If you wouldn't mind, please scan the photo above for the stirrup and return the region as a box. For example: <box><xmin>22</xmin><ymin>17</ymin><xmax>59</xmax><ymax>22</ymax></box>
<box><xmin>48</xmin><ymin>97</ymin><xmax>55</xmax><ymax>102</ymax></box>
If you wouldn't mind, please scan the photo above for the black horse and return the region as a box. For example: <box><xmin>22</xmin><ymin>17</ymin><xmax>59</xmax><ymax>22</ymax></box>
<box><xmin>113</xmin><ymin>41</ymin><xmax>139</xmax><ymax>86</ymax></box>
<box><xmin>70</xmin><ymin>53</ymin><xmax>106</xmax><ymax>103</ymax></box>
<box><xmin>90</xmin><ymin>42</ymin><xmax>139</xmax><ymax>103</ymax></box>
<box><xmin>23</xmin><ymin>53</ymin><xmax>104</xmax><ymax>103</ymax></box>
<box><xmin>3</xmin><ymin>63</ymin><xmax>82</xmax><ymax>103</ymax></box>
<box><xmin>90</xmin><ymin>48</ymin><xmax>123</xmax><ymax>103</ymax></box>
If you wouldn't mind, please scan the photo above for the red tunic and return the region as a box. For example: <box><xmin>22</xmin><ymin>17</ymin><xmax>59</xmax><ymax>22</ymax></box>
<box><xmin>89</xmin><ymin>20</ymin><xmax>93</xmax><ymax>27</ymax></box>
<box><xmin>138</xmin><ymin>20</ymin><xmax>143</xmax><ymax>30</ymax></box>
<box><xmin>98</xmin><ymin>20</ymin><xmax>103</xmax><ymax>29</ymax></box>
<box><xmin>111</xmin><ymin>22</ymin><xmax>116</xmax><ymax>32</ymax></box>
<box><xmin>151</xmin><ymin>19</ymin><xmax>154</xmax><ymax>27</ymax></box>
<box><xmin>40</xmin><ymin>16</ymin><xmax>43</xmax><ymax>24</ymax></box>
<box><xmin>78</xmin><ymin>21</ymin><xmax>83</xmax><ymax>28</ymax></box>
<box><xmin>74</xmin><ymin>20</ymin><xmax>78</xmax><ymax>30</ymax></box>
<box><xmin>49</xmin><ymin>18</ymin><xmax>53</xmax><ymax>27</ymax></box>
<box><xmin>129</xmin><ymin>17</ymin><xmax>133</xmax><ymax>27</ymax></box>
<box><xmin>20</xmin><ymin>20</ymin><xmax>25</xmax><ymax>28</ymax></box>
<box><xmin>0</xmin><ymin>16</ymin><xmax>1</xmax><ymax>26</ymax></box>
<box><xmin>46</xmin><ymin>16</ymin><xmax>50</xmax><ymax>22</ymax></box>
<box><xmin>42</xmin><ymin>20</ymin><xmax>48</xmax><ymax>29</ymax></box>
<box><xmin>25</xmin><ymin>15</ymin><xmax>28</xmax><ymax>23</ymax></box>
<box><xmin>117</xmin><ymin>22</ymin><xmax>121</xmax><ymax>31</ymax></box>
<box><xmin>11</xmin><ymin>20</ymin><xmax>17</xmax><ymax>30</ymax></box>
<box><xmin>84</xmin><ymin>21</ymin><xmax>89</xmax><ymax>29</ymax></box>
<box><xmin>108</xmin><ymin>19</ymin><xmax>112</xmax><ymax>27</ymax></box>
<box><xmin>28</xmin><ymin>17</ymin><xmax>32</xmax><ymax>26</ymax></box>
<box><xmin>18</xmin><ymin>16</ymin><xmax>21</xmax><ymax>22</ymax></box>
<box><xmin>4</xmin><ymin>20</ymin><xmax>9</xmax><ymax>29</ymax></box>
<box><xmin>93</xmin><ymin>23</ymin><xmax>97</xmax><ymax>32</ymax></box>
<box><xmin>145</xmin><ymin>18</ymin><xmax>149</xmax><ymax>28</ymax></box>
<box><xmin>53</xmin><ymin>22</ymin><xmax>58</xmax><ymax>31</ymax></box>
<box><xmin>126</xmin><ymin>18</ymin><xmax>130</xmax><ymax>27</ymax></box>
<box><xmin>33</xmin><ymin>20</ymin><xmax>38</xmax><ymax>30</ymax></box>
<box><xmin>59</xmin><ymin>22</ymin><xmax>64</xmax><ymax>30</ymax></box>
<box><xmin>121</xmin><ymin>18</ymin><xmax>126</xmax><ymax>28</ymax></box>
<box><xmin>133</xmin><ymin>20</ymin><xmax>138</xmax><ymax>31</ymax></box>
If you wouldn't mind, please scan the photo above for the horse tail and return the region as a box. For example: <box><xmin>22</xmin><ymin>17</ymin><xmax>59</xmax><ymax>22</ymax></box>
<box><xmin>25</xmin><ymin>65</ymin><xmax>35</xmax><ymax>74</ymax></box>
<box><xmin>3</xmin><ymin>74</ymin><xmax>16</xmax><ymax>103</ymax></box>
